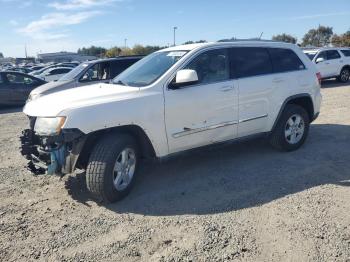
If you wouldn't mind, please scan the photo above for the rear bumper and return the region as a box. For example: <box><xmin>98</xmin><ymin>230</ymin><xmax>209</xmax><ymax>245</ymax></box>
<box><xmin>20</xmin><ymin>127</ymin><xmax>86</xmax><ymax>175</ymax></box>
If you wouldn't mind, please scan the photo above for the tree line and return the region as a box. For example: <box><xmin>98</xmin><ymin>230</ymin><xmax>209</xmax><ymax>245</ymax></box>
<box><xmin>272</xmin><ymin>26</ymin><xmax>350</xmax><ymax>47</ymax></box>
<box><xmin>2</xmin><ymin>25</ymin><xmax>348</xmax><ymax>59</ymax></box>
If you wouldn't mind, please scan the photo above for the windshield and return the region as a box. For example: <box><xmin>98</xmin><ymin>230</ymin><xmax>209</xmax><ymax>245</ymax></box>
<box><xmin>112</xmin><ymin>51</ymin><xmax>188</xmax><ymax>87</ymax></box>
<box><xmin>59</xmin><ymin>63</ymin><xmax>89</xmax><ymax>81</ymax></box>
<box><xmin>304</xmin><ymin>52</ymin><xmax>317</xmax><ymax>60</ymax></box>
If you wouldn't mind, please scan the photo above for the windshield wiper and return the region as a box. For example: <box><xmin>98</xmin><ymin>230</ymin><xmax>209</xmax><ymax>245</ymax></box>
<box><xmin>114</xmin><ymin>80</ymin><xmax>128</xmax><ymax>86</ymax></box>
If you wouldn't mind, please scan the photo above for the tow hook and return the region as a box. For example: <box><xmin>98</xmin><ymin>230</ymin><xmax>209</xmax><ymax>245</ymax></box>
<box><xmin>47</xmin><ymin>145</ymin><xmax>66</xmax><ymax>175</ymax></box>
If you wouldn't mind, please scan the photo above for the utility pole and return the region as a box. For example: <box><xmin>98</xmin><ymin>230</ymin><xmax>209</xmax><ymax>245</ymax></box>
<box><xmin>124</xmin><ymin>38</ymin><xmax>127</xmax><ymax>49</ymax></box>
<box><xmin>24</xmin><ymin>44</ymin><xmax>27</xmax><ymax>58</ymax></box>
<box><xmin>173</xmin><ymin>27</ymin><xmax>178</xmax><ymax>46</ymax></box>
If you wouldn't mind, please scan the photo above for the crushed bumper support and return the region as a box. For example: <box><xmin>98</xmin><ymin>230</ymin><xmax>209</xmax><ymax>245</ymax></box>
<box><xmin>20</xmin><ymin>128</ymin><xmax>86</xmax><ymax>176</ymax></box>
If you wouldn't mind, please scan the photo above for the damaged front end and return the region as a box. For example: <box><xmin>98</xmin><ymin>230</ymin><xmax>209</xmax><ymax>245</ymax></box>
<box><xmin>20</xmin><ymin>117</ymin><xmax>86</xmax><ymax>176</ymax></box>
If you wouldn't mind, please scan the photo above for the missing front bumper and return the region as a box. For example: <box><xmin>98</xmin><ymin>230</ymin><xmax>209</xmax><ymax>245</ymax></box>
<box><xmin>20</xmin><ymin>128</ymin><xmax>86</xmax><ymax>176</ymax></box>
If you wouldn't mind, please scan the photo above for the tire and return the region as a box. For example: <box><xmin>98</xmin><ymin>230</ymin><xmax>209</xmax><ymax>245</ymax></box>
<box><xmin>269</xmin><ymin>104</ymin><xmax>310</xmax><ymax>151</ymax></box>
<box><xmin>86</xmin><ymin>133</ymin><xmax>139</xmax><ymax>203</ymax></box>
<box><xmin>338</xmin><ymin>67</ymin><xmax>350</xmax><ymax>83</ymax></box>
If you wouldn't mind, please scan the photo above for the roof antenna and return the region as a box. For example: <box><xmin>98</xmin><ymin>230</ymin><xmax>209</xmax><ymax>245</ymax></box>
<box><xmin>259</xmin><ymin>32</ymin><xmax>264</xmax><ymax>40</ymax></box>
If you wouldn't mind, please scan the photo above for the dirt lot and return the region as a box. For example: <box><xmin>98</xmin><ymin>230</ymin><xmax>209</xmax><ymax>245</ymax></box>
<box><xmin>0</xmin><ymin>81</ymin><xmax>349</xmax><ymax>262</ymax></box>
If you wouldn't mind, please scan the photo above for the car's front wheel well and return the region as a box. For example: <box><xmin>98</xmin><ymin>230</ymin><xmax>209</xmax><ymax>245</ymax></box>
<box><xmin>76</xmin><ymin>125</ymin><xmax>156</xmax><ymax>169</ymax></box>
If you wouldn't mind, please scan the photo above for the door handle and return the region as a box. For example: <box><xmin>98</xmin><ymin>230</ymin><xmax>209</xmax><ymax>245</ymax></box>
<box><xmin>219</xmin><ymin>86</ymin><xmax>234</xmax><ymax>92</ymax></box>
<box><xmin>325</xmin><ymin>62</ymin><xmax>330</xmax><ymax>65</ymax></box>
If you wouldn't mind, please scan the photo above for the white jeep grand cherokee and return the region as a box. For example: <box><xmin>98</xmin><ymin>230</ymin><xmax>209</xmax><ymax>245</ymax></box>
<box><xmin>303</xmin><ymin>47</ymin><xmax>350</xmax><ymax>83</ymax></box>
<box><xmin>21</xmin><ymin>41</ymin><xmax>322</xmax><ymax>202</ymax></box>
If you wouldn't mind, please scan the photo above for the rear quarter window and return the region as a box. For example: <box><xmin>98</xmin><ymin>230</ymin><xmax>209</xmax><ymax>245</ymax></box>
<box><xmin>110</xmin><ymin>59</ymin><xmax>139</xmax><ymax>78</ymax></box>
<box><xmin>230</xmin><ymin>47</ymin><xmax>273</xmax><ymax>78</ymax></box>
<box><xmin>268</xmin><ymin>48</ymin><xmax>305</xmax><ymax>73</ymax></box>
<box><xmin>341</xmin><ymin>50</ymin><xmax>350</xmax><ymax>57</ymax></box>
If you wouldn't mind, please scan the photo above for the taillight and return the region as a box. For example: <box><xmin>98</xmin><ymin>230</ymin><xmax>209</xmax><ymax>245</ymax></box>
<box><xmin>316</xmin><ymin>72</ymin><xmax>322</xmax><ymax>85</ymax></box>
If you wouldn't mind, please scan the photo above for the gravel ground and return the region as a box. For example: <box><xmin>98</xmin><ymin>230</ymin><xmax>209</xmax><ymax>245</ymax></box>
<box><xmin>0</xmin><ymin>81</ymin><xmax>349</xmax><ymax>262</ymax></box>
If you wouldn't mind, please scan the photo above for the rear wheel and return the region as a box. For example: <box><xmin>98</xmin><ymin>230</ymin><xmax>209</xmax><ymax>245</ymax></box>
<box><xmin>269</xmin><ymin>104</ymin><xmax>310</xmax><ymax>151</ymax></box>
<box><xmin>86</xmin><ymin>134</ymin><xmax>139</xmax><ymax>203</ymax></box>
<box><xmin>338</xmin><ymin>68</ymin><xmax>350</xmax><ymax>83</ymax></box>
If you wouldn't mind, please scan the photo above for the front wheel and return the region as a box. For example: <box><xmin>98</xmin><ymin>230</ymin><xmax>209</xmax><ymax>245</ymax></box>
<box><xmin>269</xmin><ymin>104</ymin><xmax>310</xmax><ymax>151</ymax></box>
<box><xmin>86</xmin><ymin>134</ymin><xmax>139</xmax><ymax>203</ymax></box>
<box><xmin>338</xmin><ymin>68</ymin><xmax>350</xmax><ymax>83</ymax></box>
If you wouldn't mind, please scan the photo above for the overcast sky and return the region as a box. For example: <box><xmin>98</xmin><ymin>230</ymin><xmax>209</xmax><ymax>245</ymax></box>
<box><xmin>0</xmin><ymin>0</ymin><xmax>349</xmax><ymax>57</ymax></box>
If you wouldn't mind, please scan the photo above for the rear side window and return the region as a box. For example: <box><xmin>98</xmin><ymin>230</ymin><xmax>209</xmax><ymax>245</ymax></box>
<box><xmin>110</xmin><ymin>59</ymin><xmax>138</xmax><ymax>78</ymax></box>
<box><xmin>268</xmin><ymin>48</ymin><xmax>305</xmax><ymax>73</ymax></box>
<box><xmin>341</xmin><ymin>50</ymin><xmax>350</xmax><ymax>57</ymax></box>
<box><xmin>326</xmin><ymin>50</ymin><xmax>341</xmax><ymax>60</ymax></box>
<box><xmin>230</xmin><ymin>47</ymin><xmax>272</xmax><ymax>78</ymax></box>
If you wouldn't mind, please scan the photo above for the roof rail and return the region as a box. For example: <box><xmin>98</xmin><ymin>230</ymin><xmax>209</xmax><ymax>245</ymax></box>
<box><xmin>217</xmin><ymin>38</ymin><xmax>281</xmax><ymax>43</ymax></box>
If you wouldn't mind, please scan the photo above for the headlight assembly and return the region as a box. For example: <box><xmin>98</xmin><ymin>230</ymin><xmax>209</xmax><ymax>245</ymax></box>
<box><xmin>27</xmin><ymin>93</ymin><xmax>41</xmax><ymax>102</ymax></box>
<box><xmin>34</xmin><ymin>117</ymin><xmax>66</xmax><ymax>136</ymax></box>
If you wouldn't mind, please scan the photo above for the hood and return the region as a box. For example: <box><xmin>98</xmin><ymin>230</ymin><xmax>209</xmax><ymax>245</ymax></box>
<box><xmin>24</xmin><ymin>83</ymin><xmax>139</xmax><ymax>117</ymax></box>
<box><xmin>30</xmin><ymin>80</ymin><xmax>74</xmax><ymax>96</ymax></box>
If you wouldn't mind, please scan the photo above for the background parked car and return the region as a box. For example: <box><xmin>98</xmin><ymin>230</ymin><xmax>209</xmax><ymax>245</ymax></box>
<box><xmin>28</xmin><ymin>56</ymin><xmax>143</xmax><ymax>100</ymax></box>
<box><xmin>37</xmin><ymin>67</ymin><xmax>73</xmax><ymax>82</ymax></box>
<box><xmin>303</xmin><ymin>48</ymin><xmax>350</xmax><ymax>83</ymax></box>
<box><xmin>0</xmin><ymin>71</ymin><xmax>46</xmax><ymax>105</ymax></box>
<box><xmin>30</xmin><ymin>63</ymin><xmax>77</xmax><ymax>76</ymax></box>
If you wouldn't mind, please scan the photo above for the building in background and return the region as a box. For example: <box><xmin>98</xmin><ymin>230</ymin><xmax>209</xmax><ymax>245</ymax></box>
<box><xmin>37</xmin><ymin>52</ymin><xmax>96</xmax><ymax>63</ymax></box>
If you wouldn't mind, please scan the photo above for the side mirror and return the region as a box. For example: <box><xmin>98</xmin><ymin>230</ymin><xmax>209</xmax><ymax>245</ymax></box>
<box><xmin>316</xmin><ymin>57</ymin><xmax>325</xmax><ymax>64</ymax></box>
<box><xmin>169</xmin><ymin>69</ymin><xmax>198</xmax><ymax>89</ymax></box>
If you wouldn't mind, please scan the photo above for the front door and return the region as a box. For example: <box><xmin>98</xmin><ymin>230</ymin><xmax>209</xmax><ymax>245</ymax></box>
<box><xmin>3</xmin><ymin>72</ymin><xmax>27</xmax><ymax>104</ymax></box>
<box><xmin>164</xmin><ymin>48</ymin><xmax>238</xmax><ymax>154</ymax></box>
<box><xmin>315</xmin><ymin>51</ymin><xmax>331</xmax><ymax>78</ymax></box>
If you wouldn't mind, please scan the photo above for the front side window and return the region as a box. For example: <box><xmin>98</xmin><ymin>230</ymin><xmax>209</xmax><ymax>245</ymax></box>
<box><xmin>184</xmin><ymin>49</ymin><xmax>229</xmax><ymax>84</ymax></box>
<box><xmin>113</xmin><ymin>51</ymin><xmax>188</xmax><ymax>87</ymax></box>
<box><xmin>230</xmin><ymin>47</ymin><xmax>272</xmax><ymax>78</ymax></box>
<box><xmin>269</xmin><ymin>48</ymin><xmax>305</xmax><ymax>73</ymax></box>
<box><xmin>304</xmin><ymin>52</ymin><xmax>317</xmax><ymax>61</ymax></box>
<box><xmin>316</xmin><ymin>51</ymin><xmax>327</xmax><ymax>61</ymax></box>
<box><xmin>326</xmin><ymin>50</ymin><xmax>341</xmax><ymax>60</ymax></box>
<box><xmin>6</xmin><ymin>73</ymin><xmax>24</xmax><ymax>84</ymax></box>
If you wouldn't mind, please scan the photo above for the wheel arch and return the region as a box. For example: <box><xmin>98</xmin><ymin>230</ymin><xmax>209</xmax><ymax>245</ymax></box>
<box><xmin>272</xmin><ymin>94</ymin><xmax>314</xmax><ymax>131</ymax></box>
<box><xmin>340</xmin><ymin>65</ymin><xmax>350</xmax><ymax>74</ymax></box>
<box><xmin>76</xmin><ymin>125</ymin><xmax>156</xmax><ymax>169</ymax></box>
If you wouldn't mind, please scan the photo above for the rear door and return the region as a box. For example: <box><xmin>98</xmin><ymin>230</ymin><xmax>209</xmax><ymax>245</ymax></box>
<box><xmin>2</xmin><ymin>73</ymin><xmax>28</xmax><ymax>104</ymax></box>
<box><xmin>0</xmin><ymin>73</ymin><xmax>12</xmax><ymax>104</ymax></box>
<box><xmin>230</xmin><ymin>47</ymin><xmax>274</xmax><ymax>137</ymax></box>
